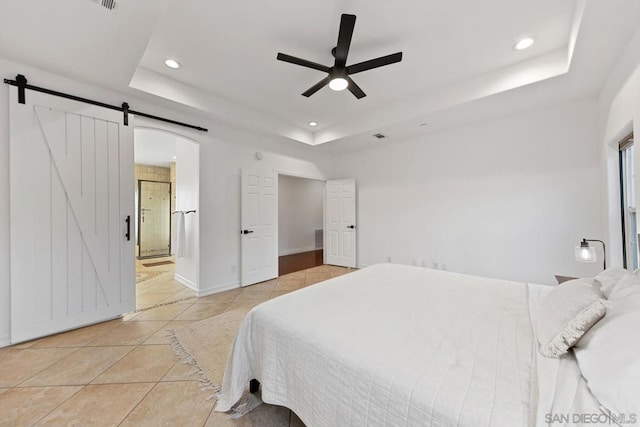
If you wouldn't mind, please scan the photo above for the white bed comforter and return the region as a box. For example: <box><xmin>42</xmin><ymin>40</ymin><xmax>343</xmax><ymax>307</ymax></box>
<box><xmin>216</xmin><ymin>264</ymin><xmax>535</xmax><ymax>426</ymax></box>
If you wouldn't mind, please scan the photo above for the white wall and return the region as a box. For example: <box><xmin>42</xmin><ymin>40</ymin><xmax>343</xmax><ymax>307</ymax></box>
<box><xmin>0</xmin><ymin>64</ymin><xmax>9</xmax><ymax>346</ymax></box>
<box><xmin>197</xmin><ymin>141</ymin><xmax>331</xmax><ymax>296</ymax></box>
<box><xmin>174</xmin><ymin>137</ymin><xmax>200</xmax><ymax>291</ymax></box>
<box><xmin>0</xmin><ymin>58</ymin><xmax>334</xmax><ymax>346</ymax></box>
<box><xmin>332</xmin><ymin>99</ymin><xmax>603</xmax><ymax>285</ymax></box>
<box><xmin>598</xmin><ymin>24</ymin><xmax>640</xmax><ymax>268</ymax></box>
<box><xmin>278</xmin><ymin>175</ymin><xmax>324</xmax><ymax>256</ymax></box>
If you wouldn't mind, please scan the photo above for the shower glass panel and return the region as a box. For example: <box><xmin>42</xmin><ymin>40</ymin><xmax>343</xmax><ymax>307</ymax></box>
<box><xmin>138</xmin><ymin>180</ymin><xmax>171</xmax><ymax>258</ymax></box>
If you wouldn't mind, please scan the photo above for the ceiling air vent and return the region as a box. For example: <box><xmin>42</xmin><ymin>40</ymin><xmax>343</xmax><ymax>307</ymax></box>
<box><xmin>373</xmin><ymin>133</ymin><xmax>386</xmax><ymax>139</ymax></box>
<box><xmin>93</xmin><ymin>0</ymin><xmax>118</xmax><ymax>12</ymax></box>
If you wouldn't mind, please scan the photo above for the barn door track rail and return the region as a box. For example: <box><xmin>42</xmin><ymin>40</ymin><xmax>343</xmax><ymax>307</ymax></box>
<box><xmin>3</xmin><ymin>74</ymin><xmax>208</xmax><ymax>132</ymax></box>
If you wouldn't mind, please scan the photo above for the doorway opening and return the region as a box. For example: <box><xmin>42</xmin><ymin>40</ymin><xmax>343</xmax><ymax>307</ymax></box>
<box><xmin>133</xmin><ymin>127</ymin><xmax>199</xmax><ymax>308</ymax></box>
<box><xmin>278</xmin><ymin>174</ymin><xmax>325</xmax><ymax>275</ymax></box>
<box><xmin>137</xmin><ymin>177</ymin><xmax>173</xmax><ymax>259</ymax></box>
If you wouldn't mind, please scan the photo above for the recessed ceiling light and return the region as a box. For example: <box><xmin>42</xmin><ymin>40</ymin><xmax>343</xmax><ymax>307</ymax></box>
<box><xmin>514</xmin><ymin>37</ymin><xmax>535</xmax><ymax>50</ymax></box>
<box><xmin>172</xmin><ymin>156</ymin><xmax>177</xmax><ymax>159</ymax></box>
<box><xmin>164</xmin><ymin>59</ymin><xmax>181</xmax><ymax>69</ymax></box>
<box><xmin>308</xmin><ymin>121</ymin><xmax>318</xmax><ymax>127</ymax></box>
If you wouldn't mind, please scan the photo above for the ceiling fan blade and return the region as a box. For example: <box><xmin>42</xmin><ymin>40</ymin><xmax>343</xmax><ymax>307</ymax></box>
<box><xmin>346</xmin><ymin>76</ymin><xmax>366</xmax><ymax>99</ymax></box>
<box><xmin>346</xmin><ymin>52</ymin><xmax>403</xmax><ymax>75</ymax></box>
<box><xmin>302</xmin><ymin>76</ymin><xmax>332</xmax><ymax>97</ymax></box>
<box><xmin>335</xmin><ymin>14</ymin><xmax>356</xmax><ymax>66</ymax></box>
<box><xmin>277</xmin><ymin>53</ymin><xmax>331</xmax><ymax>73</ymax></box>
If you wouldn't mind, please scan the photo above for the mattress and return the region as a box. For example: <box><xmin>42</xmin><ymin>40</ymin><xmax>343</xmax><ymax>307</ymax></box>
<box><xmin>216</xmin><ymin>264</ymin><xmax>537</xmax><ymax>426</ymax></box>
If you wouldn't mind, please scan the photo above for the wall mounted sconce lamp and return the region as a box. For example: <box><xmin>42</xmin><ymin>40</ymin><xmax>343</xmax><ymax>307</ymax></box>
<box><xmin>575</xmin><ymin>238</ymin><xmax>606</xmax><ymax>271</ymax></box>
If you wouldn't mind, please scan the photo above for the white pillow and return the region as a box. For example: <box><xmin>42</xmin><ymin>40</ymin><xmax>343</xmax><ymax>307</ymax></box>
<box><xmin>595</xmin><ymin>268</ymin><xmax>638</xmax><ymax>298</ymax></box>
<box><xmin>574</xmin><ymin>273</ymin><xmax>640</xmax><ymax>416</ymax></box>
<box><xmin>535</xmin><ymin>278</ymin><xmax>606</xmax><ymax>358</ymax></box>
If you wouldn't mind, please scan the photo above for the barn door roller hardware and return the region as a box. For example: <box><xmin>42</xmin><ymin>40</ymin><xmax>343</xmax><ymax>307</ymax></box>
<box><xmin>3</xmin><ymin>74</ymin><xmax>208</xmax><ymax>132</ymax></box>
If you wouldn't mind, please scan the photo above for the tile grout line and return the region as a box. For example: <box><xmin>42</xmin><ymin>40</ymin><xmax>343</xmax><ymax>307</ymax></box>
<box><xmin>112</xmin><ymin>339</ymin><xmax>156</xmax><ymax>426</ymax></box>
<box><xmin>30</xmin><ymin>384</ymin><xmax>88</xmax><ymax>425</ymax></box>
<box><xmin>12</xmin><ymin>346</ymin><xmax>83</xmax><ymax>388</ymax></box>
<box><xmin>202</xmin><ymin>396</ymin><xmax>219</xmax><ymax>426</ymax></box>
<box><xmin>3</xmin><ymin>265</ymin><xmax>350</xmax><ymax>425</ymax></box>
<box><xmin>116</xmin><ymin>378</ymin><xmax>160</xmax><ymax>426</ymax></box>
<box><xmin>17</xmin><ymin>345</ymin><xmax>137</xmax><ymax>389</ymax></box>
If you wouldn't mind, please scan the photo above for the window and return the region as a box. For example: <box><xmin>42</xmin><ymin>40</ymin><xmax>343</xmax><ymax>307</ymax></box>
<box><xmin>619</xmin><ymin>133</ymin><xmax>637</xmax><ymax>270</ymax></box>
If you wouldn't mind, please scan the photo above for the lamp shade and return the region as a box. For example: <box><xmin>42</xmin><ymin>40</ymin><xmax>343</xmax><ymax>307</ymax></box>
<box><xmin>575</xmin><ymin>245</ymin><xmax>596</xmax><ymax>263</ymax></box>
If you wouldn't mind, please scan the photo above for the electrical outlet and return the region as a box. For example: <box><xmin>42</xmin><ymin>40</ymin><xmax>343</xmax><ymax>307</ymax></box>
<box><xmin>432</xmin><ymin>262</ymin><xmax>439</xmax><ymax>270</ymax></box>
<box><xmin>386</xmin><ymin>256</ymin><xmax>391</xmax><ymax>263</ymax></box>
<box><xmin>231</xmin><ymin>265</ymin><xmax>237</xmax><ymax>274</ymax></box>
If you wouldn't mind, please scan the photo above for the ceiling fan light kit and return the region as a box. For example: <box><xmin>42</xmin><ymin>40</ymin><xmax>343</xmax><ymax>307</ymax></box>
<box><xmin>277</xmin><ymin>14</ymin><xmax>403</xmax><ymax>99</ymax></box>
<box><xmin>329</xmin><ymin>77</ymin><xmax>348</xmax><ymax>91</ymax></box>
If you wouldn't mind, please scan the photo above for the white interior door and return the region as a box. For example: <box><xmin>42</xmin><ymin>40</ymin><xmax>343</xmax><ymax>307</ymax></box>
<box><xmin>9</xmin><ymin>88</ymin><xmax>135</xmax><ymax>344</ymax></box>
<box><xmin>241</xmin><ymin>169</ymin><xmax>278</xmax><ymax>286</ymax></box>
<box><xmin>325</xmin><ymin>179</ymin><xmax>357</xmax><ymax>268</ymax></box>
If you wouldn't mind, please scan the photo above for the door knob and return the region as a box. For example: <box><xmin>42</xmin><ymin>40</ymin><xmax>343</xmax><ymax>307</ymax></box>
<box><xmin>347</xmin><ymin>225</ymin><xmax>355</xmax><ymax>229</ymax></box>
<box><xmin>242</xmin><ymin>230</ymin><xmax>255</xmax><ymax>234</ymax></box>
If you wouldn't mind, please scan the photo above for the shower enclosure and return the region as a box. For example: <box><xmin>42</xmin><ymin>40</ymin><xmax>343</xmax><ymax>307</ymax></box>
<box><xmin>137</xmin><ymin>180</ymin><xmax>172</xmax><ymax>258</ymax></box>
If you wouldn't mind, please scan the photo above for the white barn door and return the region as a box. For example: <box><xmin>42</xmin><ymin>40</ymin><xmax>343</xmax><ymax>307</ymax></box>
<box><xmin>326</xmin><ymin>179</ymin><xmax>357</xmax><ymax>268</ymax></box>
<box><xmin>241</xmin><ymin>169</ymin><xmax>278</xmax><ymax>286</ymax></box>
<box><xmin>9</xmin><ymin>88</ymin><xmax>135</xmax><ymax>343</ymax></box>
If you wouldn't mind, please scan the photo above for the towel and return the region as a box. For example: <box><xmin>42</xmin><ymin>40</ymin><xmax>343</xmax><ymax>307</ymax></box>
<box><xmin>174</xmin><ymin>212</ymin><xmax>186</xmax><ymax>257</ymax></box>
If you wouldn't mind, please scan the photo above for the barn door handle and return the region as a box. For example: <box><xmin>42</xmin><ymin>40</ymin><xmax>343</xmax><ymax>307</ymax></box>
<box><xmin>125</xmin><ymin>216</ymin><xmax>131</xmax><ymax>241</ymax></box>
<box><xmin>241</xmin><ymin>229</ymin><xmax>254</xmax><ymax>234</ymax></box>
<box><xmin>347</xmin><ymin>225</ymin><xmax>355</xmax><ymax>229</ymax></box>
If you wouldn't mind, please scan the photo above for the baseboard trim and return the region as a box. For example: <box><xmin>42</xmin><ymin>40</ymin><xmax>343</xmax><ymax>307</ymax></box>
<box><xmin>174</xmin><ymin>274</ymin><xmax>198</xmax><ymax>292</ymax></box>
<box><xmin>197</xmin><ymin>281</ymin><xmax>240</xmax><ymax>297</ymax></box>
<box><xmin>175</xmin><ymin>273</ymin><xmax>241</xmax><ymax>298</ymax></box>
<box><xmin>278</xmin><ymin>246</ymin><xmax>320</xmax><ymax>257</ymax></box>
<box><xmin>0</xmin><ymin>334</ymin><xmax>11</xmax><ymax>348</ymax></box>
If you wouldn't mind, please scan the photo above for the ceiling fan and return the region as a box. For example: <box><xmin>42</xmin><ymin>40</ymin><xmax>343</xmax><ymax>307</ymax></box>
<box><xmin>276</xmin><ymin>14</ymin><xmax>403</xmax><ymax>99</ymax></box>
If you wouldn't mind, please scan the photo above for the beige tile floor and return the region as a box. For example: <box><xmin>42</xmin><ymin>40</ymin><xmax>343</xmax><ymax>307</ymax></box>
<box><xmin>0</xmin><ymin>261</ymin><xmax>352</xmax><ymax>426</ymax></box>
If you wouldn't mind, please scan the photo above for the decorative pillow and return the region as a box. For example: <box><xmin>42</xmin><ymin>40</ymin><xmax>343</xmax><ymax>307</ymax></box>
<box><xmin>595</xmin><ymin>268</ymin><xmax>639</xmax><ymax>298</ymax></box>
<box><xmin>574</xmin><ymin>272</ymin><xmax>640</xmax><ymax>415</ymax></box>
<box><xmin>534</xmin><ymin>278</ymin><xmax>606</xmax><ymax>358</ymax></box>
<box><xmin>554</xmin><ymin>275</ymin><xmax>578</xmax><ymax>284</ymax></box>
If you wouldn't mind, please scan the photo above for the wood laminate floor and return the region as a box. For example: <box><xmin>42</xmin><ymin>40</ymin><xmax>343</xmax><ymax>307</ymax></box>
<box><xmin>278</xmin><ymin>250</ymin><xmax>324</xmax><ymax>276</ymax></box>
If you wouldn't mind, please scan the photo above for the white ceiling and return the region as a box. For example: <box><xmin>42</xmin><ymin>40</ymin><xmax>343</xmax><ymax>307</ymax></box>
<box><xmin>134</xmin><ymin>128</ymin><xmax>176</xmax><ymax>167</ymax></box>
<box><xmin>139</xmin><ymin>0</ymin><xmax>574</xmax><ymax>128</ymax></box>
<box><xmin>1</xmin><ymin>0</ymin><xmax>639</xmax><ymax>152</ymax></box>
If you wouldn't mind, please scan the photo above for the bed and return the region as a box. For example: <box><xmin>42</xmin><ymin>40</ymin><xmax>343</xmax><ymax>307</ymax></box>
<box><xmin>215</xmin><ymin>264</ymin><xmax>624</xmax><ymax>426</ymax></box>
